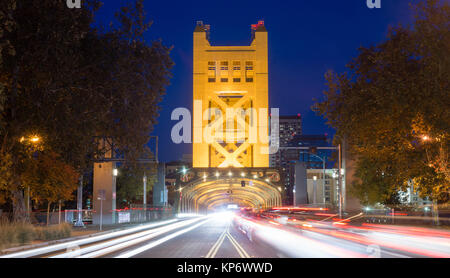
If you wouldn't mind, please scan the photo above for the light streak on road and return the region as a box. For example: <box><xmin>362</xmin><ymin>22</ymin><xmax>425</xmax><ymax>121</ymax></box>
<box><xmin>0</xmin><ymin>219</ymin><xmax>179</xmax><ymax>258</ymax></box>
<box><xmin>234</xmin><ymin>215</ymin><xmax>368</xmax><ymax>258</ymax></box>
<box><xmin>56</xmin><ymin>217</ymin><xmax>208</xmax><ymax>258</ymax></box>
<box><xmin>115</xmin><ymin>218</ymin><xmax>211</xmax><ymax>258</ymax></box>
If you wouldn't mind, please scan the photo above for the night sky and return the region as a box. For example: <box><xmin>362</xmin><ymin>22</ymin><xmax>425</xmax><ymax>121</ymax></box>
<box><xmin>95</xmin><ymin>0</ymin><xmax>415</xmax><ymax>163</ymax></box>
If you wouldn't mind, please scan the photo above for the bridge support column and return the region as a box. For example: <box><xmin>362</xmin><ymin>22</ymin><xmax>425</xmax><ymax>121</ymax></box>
<box><xmin>93</xmin><ymin>162</ymin><xmax>116</xmax><ymax>225</ymax></box>
<box><xmin>153</xmin><ymin>163</ymin><xmax>167</xmax><ymax>207</ymax></box>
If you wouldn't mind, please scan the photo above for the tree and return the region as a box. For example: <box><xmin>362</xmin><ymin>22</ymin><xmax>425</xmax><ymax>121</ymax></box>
<box><xmin>116</xmin><ymin>164</ymin><xmax>157</xmax><ymax>208</ymax></box>
<box><xmin>313</xmin><ymin>0</ymin><xmax>449</xmax><ymax>205</ymax></box>
<box><xmin>0</xmin><ymin>0</ymin><xmax>173</xmax><ymax>220</ymax></box>
<box><xmin>22</xmin><ymin>151</ymin><xmax>78</xmax><ymax>225</ymax></box>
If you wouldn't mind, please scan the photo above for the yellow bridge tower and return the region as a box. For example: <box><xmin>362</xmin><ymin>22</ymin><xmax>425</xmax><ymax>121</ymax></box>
<box><xmin>193</xmin><ymin>21</ymin><xmax>269</xmax><ymax>168</ymax></box>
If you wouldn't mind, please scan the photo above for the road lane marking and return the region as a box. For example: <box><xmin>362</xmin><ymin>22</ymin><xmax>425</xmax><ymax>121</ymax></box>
<box><xmin>205</xmin><ymin>225</ymin><xmax>251</xmax><ymax>258</ymax></box>
<box><xmin>210</xmin><ymin>231</ymin><xmax>227</xmax><ymax>258</ymax></box>
<box><xmin>115</xmin><ymin>219</ymin><xmax>210</xmax><ymax>258</ymax></box>
<box><xmin>205</xmin><ymin>226</ymin><xmax>228</xmax><ymax>258</ymax></box>
<box><xmin>226</xmin><ymin>229</ymin><xmax>250</xmax><ymax>258</ymax></box>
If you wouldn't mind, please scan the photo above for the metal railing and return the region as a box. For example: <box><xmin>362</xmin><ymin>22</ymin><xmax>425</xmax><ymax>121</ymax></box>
<box><xmin>113</xmin><ymin>205</ymin><xmax>174</xmax><ymax>224</ymax></box>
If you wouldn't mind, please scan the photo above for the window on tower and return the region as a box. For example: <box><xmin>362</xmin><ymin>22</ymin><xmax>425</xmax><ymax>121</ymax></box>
<box><xmin>220</xmin><ymin>61</ymin><xmax>228</xmax><ymax>70</ymax></box>
<box><xmin>245</xmin><ymin>61</ymin><xmax>253</xmax><ymax>70</ymax></box>
<box><xmin>208</xmin><ymin>61</ymin><xmax>216</xmax><ymax>70</ymax></box>
<box><xmin>232</xmin><ymin>61</ymin><xmax>241</xmax><ymax>70</ymax></box>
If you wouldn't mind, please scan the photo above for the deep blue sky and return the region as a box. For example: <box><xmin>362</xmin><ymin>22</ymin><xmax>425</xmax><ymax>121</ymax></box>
<box><xmin>95</xmin><ymin>0</ymin><xmax>416</xmax><ymax>163</ymax></box>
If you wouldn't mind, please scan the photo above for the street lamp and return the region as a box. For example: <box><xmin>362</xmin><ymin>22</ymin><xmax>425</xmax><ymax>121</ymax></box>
<box><xmin>112</xmin><ymin>168</ymin><xmax>118</xmax><ymax>224</ymax></box>
<box><xmin>20</xmin><ymin>135</ymin><xmax>42</xmax><ymax>220</ymax></box>
<box><xmin>143</xmin><ymin>174</ymin><xmax>147</xmax><ymax>209</ymax></box>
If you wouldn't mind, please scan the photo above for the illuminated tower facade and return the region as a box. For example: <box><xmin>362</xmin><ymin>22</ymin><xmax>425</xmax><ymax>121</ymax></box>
<box><xmin>192</xmin><ymin>21</ymin><xmax>269</xmax><ymax>168</ymax></box>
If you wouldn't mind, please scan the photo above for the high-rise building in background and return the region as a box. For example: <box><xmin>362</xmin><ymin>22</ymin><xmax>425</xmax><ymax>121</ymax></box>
<box><xmin>269</xmin><ymin>114</ymin><xmax>302</xmax><ymax>167</ymax></box>
<box><xmin>271</xmin><ymin>131</ymin><xmax>334</xmax><ymax>205</ymax></box>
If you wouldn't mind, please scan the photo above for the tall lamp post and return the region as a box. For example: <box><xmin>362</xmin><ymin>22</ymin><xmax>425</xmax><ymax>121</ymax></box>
<box><xmin>20</xmin><ymin>135</ymin><xmax>41</xmax><ymax>220</ymax></box>
<box><xmin>112</xmin><ymin>167</ymin><xmax>118</xmax><ymax>224</ymax></box>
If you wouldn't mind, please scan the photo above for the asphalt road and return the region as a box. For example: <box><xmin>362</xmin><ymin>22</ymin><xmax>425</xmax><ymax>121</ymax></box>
<box><xmin>2</xmin><ymin>211</ymin><xmax>449</xmax><ymax>258</ymax></box>
<box><xmin>102</xmin><ymin>214</ymin><xmax>280</xmax><ymax>258</ymax></box>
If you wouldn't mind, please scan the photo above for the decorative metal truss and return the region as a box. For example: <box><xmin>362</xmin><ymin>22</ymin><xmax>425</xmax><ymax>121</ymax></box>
<box><xmin>208</xmin><ymin>93</ymin><xmax>254</xmax><ymax>168</ymax></box>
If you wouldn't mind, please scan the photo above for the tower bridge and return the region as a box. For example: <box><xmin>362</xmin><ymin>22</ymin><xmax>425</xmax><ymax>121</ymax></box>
<box><xmin>184</xmin><ymin>20</ymin><xmax>282</xmax><ymax>212</ymax></box>
<box><xmin>90</xmin><ymin>21</ymin><xmax>281</xmax><ymax>224</ymax></box>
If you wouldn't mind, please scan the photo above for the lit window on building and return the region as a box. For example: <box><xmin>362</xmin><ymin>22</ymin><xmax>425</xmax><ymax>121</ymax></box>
<box><xmin>233</xmin><ymin>78</ymin><xmax>240</xmax><ymax>82</ymax></box>
<box><xmin>221</xmin><ymin>78</ymin><xmax>228</xmax><ymax>82</ymax></box>
<box><xmin>246</xmin><ymin>78</ymin><xmax>253</xmax><ymax>82</ymax></box>
<box><xmin>208</xmin><ymin>78</ymin><xmax>216</xmax><ymax>82</ymax></box>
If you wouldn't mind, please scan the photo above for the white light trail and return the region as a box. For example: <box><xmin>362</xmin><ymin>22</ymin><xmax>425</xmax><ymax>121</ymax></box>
<box><xmin>0</xmin><ymin>219</ymin><xmax>178</xmax><ymax>258</ymax></box>
<box><xmin>115</xmin><ymin>219</ymin><xmax>211</xmax><ymax>258</ymax></box>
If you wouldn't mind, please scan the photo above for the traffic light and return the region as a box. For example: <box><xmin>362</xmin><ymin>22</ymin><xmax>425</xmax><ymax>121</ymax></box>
<box><xmin>241</xmin><ymin>180</ymin><xmax>245</xmax><ymax>187</ymax></box>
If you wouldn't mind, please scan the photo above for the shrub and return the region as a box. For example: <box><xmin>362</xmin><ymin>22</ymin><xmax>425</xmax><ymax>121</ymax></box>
<box><xmin>0</xmin><ymin>221</ymin><xmax>35</xmax><ymax>249</ymax></box>
<box><xmin>0</xmin><ymin>221</ymin><xmax>72</xmax><ymax>250</ymax></box>
<box><xmin>35</xmin><ymin>223</ymin><xmax>72</xmax><ymax>241</ymax></box>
